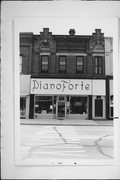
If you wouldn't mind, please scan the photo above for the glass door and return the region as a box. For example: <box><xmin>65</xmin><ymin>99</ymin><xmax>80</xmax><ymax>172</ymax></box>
<box><xmin>57</xmin><ymin>96</ymin><xmax>66</xmax><ymax>119</ymax></box>
<box><xmin>58</xmin><ymin>102</ymin><xmax>66</xmax><ymax>118</ymax></box>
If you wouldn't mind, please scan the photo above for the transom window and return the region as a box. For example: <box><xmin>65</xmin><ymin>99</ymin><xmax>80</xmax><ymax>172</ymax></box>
<box><xmin>76</xmin><ymin>56</ymin><xmax>84</xmax><ymax>74</ymax></box>
<box><xmin>59</xmin><ymin>56</ymin><xmax>66</xmax><ymax>73</ymax></box>
<box><xmin>94</xmin><ymin>56</ymin><xmax>103</xmax><ymax>75</ymax></box>
<box><xmin>41</xmin><ymin>55</ymin><xmax>49</xmax><ymax>73</ymax></box>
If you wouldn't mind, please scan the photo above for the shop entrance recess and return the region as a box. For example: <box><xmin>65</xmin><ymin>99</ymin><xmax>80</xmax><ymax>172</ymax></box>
<box><xmin>57</xmin><ymin>96</ymin><xmax>66</xmax><ymax>119</ymax></box>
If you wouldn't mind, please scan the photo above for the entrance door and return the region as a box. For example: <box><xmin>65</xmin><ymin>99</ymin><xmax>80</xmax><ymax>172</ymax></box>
<box><xmin>95</xmin><ymin>99</ymin><xmax>103</xmax><ymax>117</ymax></box>
<box><xmin>58</xmin><ymin>102</ymin><xmax>66</xmax><ymax>119</ymax></box>
<box><xmin>93</xmin><ymin>96</ymin><xmax>105</xmax><ymax>119</ymax></box>
<box><xmin>57</xmin><ymin>96</ymin><xmax>66</xmax><ymax>119</ymax></box>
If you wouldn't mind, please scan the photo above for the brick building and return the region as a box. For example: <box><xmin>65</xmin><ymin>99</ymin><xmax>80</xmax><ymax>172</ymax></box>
<box><xmin>20</xmin><ymin>28</ymin><xmax>113</xmax><ymax>120</ymax></box>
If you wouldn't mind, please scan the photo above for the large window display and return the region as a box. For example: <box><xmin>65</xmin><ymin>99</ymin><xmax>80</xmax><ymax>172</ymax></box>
<box><xmin>35</xmin><ymin>96</ymin><xmax>53</xmax><ymax>114</ymax></box>
<box><xmin>70</xmin><ymin>96</ymin><xmax>87</xmax><ymax>114</ymax></box>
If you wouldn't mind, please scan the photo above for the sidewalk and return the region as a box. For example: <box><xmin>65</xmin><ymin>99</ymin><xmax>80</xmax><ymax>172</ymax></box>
<box><xmin>20</xmin><ymin>118</ymin><xmax>113</xmax><ymax>126</ymax></box>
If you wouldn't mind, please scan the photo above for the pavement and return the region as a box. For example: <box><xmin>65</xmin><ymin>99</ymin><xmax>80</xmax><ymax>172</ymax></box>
<box><xmin>20</xmin><ymin>125</ymin><xmax>113</xmax><ymax>161</ymax></box>
<box><xmin>20</xmin><ymin>118</ymin><xmax>113</xmax><ymax>126</ymax></box>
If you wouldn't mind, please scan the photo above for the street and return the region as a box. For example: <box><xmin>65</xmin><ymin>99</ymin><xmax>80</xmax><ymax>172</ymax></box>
<box><xmin>20</xmin><ymin>125</ymin><xmax>113</xmax><ymax>161</ymax></box>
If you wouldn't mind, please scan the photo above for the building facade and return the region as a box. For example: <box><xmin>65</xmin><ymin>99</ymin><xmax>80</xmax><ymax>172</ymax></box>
<box><xmin>20</xmin><ymin>28</ymin><xmax>113</xmax><ymax>120</ymax></box>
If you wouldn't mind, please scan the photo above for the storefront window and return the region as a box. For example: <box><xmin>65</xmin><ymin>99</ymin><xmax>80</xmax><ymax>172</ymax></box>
<box><xmin>35</xmin><ymin>96</ymin><xmax>53</xmax><ymax>114</ymax></box>
<box><xmin>67</xmin><ymin>96</ymin><xmax>70</xmax><ymax>114</ymax></box>
<box><xmin>53</xmin><ymin>96</ymin><xmax>57</xmax><ymax>114</ymax></box>
<box><xmin>70</xmin><ymin>96</ymin><xmax>87</xmax><ymax>114</ymax></box>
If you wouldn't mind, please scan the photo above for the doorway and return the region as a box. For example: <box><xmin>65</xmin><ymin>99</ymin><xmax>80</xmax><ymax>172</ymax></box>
<box><xmin>93</xmin><ymin>96</ymin><xmax>105</xmax><ymax>119</ymax></box>
<box><xmin>95</xmin><ymin>98</ymin><xmax>103</xmax><ymax>117</ymax></box>
<box><xmin>56</xmin><ymin>96</ymin><xmax>66</xmax><ymax>119</ymax></box>
<box><xmin>58</xmin><ymin>102</ymin><xmax>66</xmax><ymax>118</ymax></box>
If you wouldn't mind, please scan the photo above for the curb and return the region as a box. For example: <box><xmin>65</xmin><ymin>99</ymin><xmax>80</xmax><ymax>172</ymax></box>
<box><xmin>20</xmin><ymin>123</ymin><xmax>113</xmax><ymax>126</ymax></box>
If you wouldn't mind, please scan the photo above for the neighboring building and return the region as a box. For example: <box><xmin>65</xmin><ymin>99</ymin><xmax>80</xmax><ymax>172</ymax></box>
<box><xmin>20</xmin><ymin>28</ymin><xmax>113</xmax><ymax>120</ymax></box>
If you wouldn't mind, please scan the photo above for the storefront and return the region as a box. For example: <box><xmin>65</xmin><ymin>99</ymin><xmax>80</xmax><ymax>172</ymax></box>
<box><xmin>30</xmin><ymin>78</ymin><xmax>106</xmax><ymax>120</ymax></box>
<box><xmin>34</xmin><ymin>95</ymin><xmax>88</xmax><ymax>119</ymax></box>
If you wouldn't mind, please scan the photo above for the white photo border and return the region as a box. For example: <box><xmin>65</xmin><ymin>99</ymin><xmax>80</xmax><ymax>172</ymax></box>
<box><xmin>1</xmin><ymin>1</ymin><xmax>120</xmax><ymax>179</ymax></box>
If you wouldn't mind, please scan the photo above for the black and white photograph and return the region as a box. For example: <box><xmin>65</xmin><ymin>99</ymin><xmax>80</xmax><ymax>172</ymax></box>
<box><xmin>1</xmin><ymin>1</ymin><xmax>120</xmax><ymax>179</ymax></box>
<box><xmin>16</xmin><ymin>16</ymin><xmax>118</xmax><ymax>166</ymax></box>
<box><xmin>20</xmin><ymin>27</ymin><xmax>114</xmax><ymax>163</ymax></box>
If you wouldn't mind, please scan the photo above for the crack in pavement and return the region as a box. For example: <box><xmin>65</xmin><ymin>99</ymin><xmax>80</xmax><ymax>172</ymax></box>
<box><xmin>53</xmin><ymin>126</ymin><xmax>67</xmax><ymax>144</ymax></box>
<box><xmin>53</xmin><ymin>127</ymin><xmax>113</xmax><ymax>159</ymax></box>
<box><xmin>94</xmin><ymin>135</ymin><xmax>113</xmax><ymax>159</ymax></box>
<box><xmin>21</xmin><ymin>128</ymin><xmax>113</xmax><ymax>160</ymax></box>
<box><xmin>22</xmin><ymin>126</ymin><xmax>68</xmax><ymax>160</ymax></box>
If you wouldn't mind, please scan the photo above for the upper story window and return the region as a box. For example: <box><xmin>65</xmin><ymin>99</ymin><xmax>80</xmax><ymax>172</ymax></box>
<box><xmin>59</xmin><ymin>56</ymin><xmax>67</xmax><ymax>73</ymax></box>
<box><xmin>20</xmin><ymin>55</ymin><xmax>23</xmax><ymax>74</ymax></box>
<box><xmin>76</xmin><ymin>56</ymin><xmax>84</xmax><ymax>74</ymax></box>
<box><xmin>41</xmin><ymin>55</ymin><xmax>49</xmax><ymax>73</ymax></box>
<box><xmin>94</xmin><ymin>56</ymin><xmax>103</xmax><ymax>75</ymax></box>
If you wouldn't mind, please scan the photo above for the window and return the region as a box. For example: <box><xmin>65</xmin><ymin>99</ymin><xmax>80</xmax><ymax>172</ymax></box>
<box><xmin>41</xmin><ymin>56</ymin><xmax>49</xmax><ymax>73</ymax></box>
<box><xmin>59</xmin><ymin>56</ymin><xmax>66</xmax><ymax>73</ymax></box>
<box><xmin>70</xmin><ymin>96</ymin><xmax>87</xmax><ymax>114</ymax></box>
<box><xmin>76</xmin><ymin>56</ymin><xmax>84</xmax><ymax>74</ymax></box>
<box><xmin>94</xmin><ymin>56</ymin><xmax>103</xmax><ymax>74</ymax></box>
<box><xmin>20</xmin><ymin>55</ymin><xmax>22</xmax><ymax>74</ymax></box>
<box><xmin>35</xmin><ymin>96</ymin><xmax>53</xmax><ymax>114</ymax></box>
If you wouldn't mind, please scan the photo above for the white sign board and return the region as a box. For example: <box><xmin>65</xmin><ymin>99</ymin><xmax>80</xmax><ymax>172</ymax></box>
<box><xmin>31</xmin><ymin>78</ymin><xmax>92</xmax><ymax>95</ymax></box>
<box><xmin>92</xmin><ymin>80</ymin><xmax>105</xmax><ymax>96</ymax></box>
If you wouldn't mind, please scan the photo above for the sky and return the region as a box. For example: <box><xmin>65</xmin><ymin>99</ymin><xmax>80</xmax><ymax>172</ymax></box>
<box><xmin>16</xmin><ymin>17</ymin><xmax>116</xmax><ymax>37</ymax></box>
